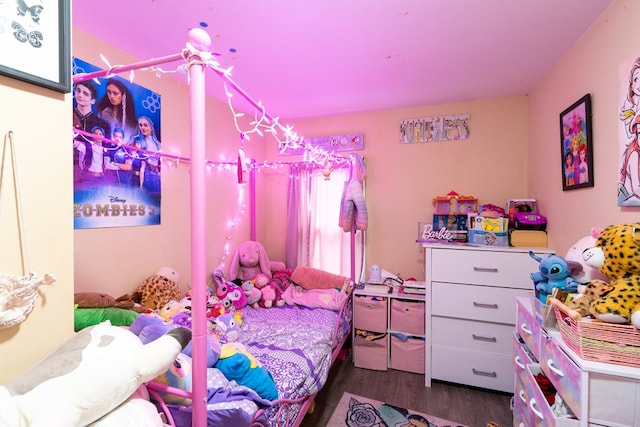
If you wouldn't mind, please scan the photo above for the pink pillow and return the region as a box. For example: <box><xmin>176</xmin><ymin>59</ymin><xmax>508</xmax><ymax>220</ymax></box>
<box><xmin>290</xmin><ymin>266</ymin><xmax>350</xmax><ymax>290</ymax></box>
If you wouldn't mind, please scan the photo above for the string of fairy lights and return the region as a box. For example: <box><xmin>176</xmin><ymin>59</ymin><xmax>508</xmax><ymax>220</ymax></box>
<box><xmin>72</xmin><ymin>38</ymin><xmax>353</xmax><ymax>271</ymax></box>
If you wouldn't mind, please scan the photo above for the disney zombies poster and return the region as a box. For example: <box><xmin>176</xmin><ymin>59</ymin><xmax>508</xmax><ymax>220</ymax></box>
<box><xmin>72</xmin><ymin>57</ymin><xmax>162</xmax><ymax>228</ymax></box>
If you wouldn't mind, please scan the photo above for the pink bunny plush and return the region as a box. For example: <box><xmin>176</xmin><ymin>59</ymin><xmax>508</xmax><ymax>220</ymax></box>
<box><xmin>229</xmin><ymin>240</ymin><xmax>285</xmax><ymax>282</ymax></box>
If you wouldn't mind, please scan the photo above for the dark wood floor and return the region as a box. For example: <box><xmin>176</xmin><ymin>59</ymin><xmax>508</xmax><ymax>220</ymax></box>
<box><xmin>300</xmin><ymin>357</ymin><xmax>514</xmax><ymax>427</ymax></box>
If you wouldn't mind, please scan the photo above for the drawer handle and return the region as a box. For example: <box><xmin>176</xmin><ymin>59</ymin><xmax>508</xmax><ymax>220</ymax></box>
<box><xmin>472</xmin><ymin>368</ymin><xmax>497</xmax><ymax>378</ymax></box>
<box><xmin>519</xmin><ymin>323</ymin><xmax>532</xmax><ymax>336</ymax></box>
<box><xmin>514</xmin><ymin>355</ymin><xmax>525</xmax><ymax>370</ymax></box>
<box><xmin>518</xmin><ymin>389</ymin><xmax>527</xmax><ymax>403</ymax></box>
<box><xmin>472</xmin><ymin>334</ymin><xmax>497</xmax><ymax>342</ymax></box>
<box><xmin>473</xmin><ymin>302</ymin><xmax>499</xmax><ymax>309</ymax></box>
<box><xmin>546</xmin><ymin>359</ymin><xmax>565</xmax><ymax>378</ymax></box>
<box><xmin>473</xmin><ymin>266</ymin><xmax>499</xmax><ymax>273</ymax></box>
<box><xmin>529</xmin><ymin>398</ymin><xmax>544</xmax><ymax>420</ymax></box>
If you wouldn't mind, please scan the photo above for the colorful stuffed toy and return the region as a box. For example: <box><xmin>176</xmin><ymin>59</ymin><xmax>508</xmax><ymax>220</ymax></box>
<box><xmin>253</xmin><ymin>277</ymin><xmax>286</xmax><ymax>308</ymax></box>
<box><xmin>0</xmin><ymin>321</ymin><xmax>190</xmax><ymax>427</ymax></box>
<box><xmin>582</xmin><ymin>222</ymin><xmax>640</xmax><ymax>327</ymax></box>
<box><xmin>529</xmin><ymin>251</ymin><xmax>580</xmax><ymax>302</ymax></box>
<box><xmin>242</xmin><ymin>276</ymin><xmax>263</xmax><ymax>307</ymax></box>
<box><xmin>133</xmin><ymin>266</ymin><xmax>182</xmax><ymax>311</ymax></box>
<box><xmin>212</xmin><ymin>269</ymin><xmax>247</xmax><ymax>311</ymax></box>
<box><xmin>215</xmin><ymin>342</ymin><xmax>278</xmax><ymax>401</ymax></box>
<box><xmin>228</xmin><ymin>240</ymin><xmax>286</xmax><ymax>281</ymax></box>
<box><xmin>564</xmin><ymin>279</ymin><xmax>613</xmax><ymax>318</ymax></box>
<box><xmin>213</xmin><ymin>311</ymin><xmax>243</xmax><ymax>343</ymax></box>
<box><xmin>564</xmin><ymin>228</ymin><xmax>607</xmax><ymax>289</ymax></box>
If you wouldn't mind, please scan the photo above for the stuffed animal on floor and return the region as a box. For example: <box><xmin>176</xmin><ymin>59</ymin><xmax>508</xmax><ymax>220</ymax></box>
<box><xmin>133</xmin><ymin>266</ymin><xmax>182</xmax><ymax>310</ymax></box>
<box><xmin>0</xmin><ymin>321</ymin><xmax>190</xmax><ymax>427</ymax></box>
<box><xmin>228</xmin><ymin>240</ymin><xmax>286</xmax><ymax>281</ymax></box>
<box><xmin>582</xmin><ymin>223</ymin><xmax>640</xmax><ymax>327</ymax></box>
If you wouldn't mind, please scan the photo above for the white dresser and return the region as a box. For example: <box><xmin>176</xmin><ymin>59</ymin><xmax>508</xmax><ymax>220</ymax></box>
<box><xmin>423</xmin><ymin>243</ymin><xmax>551</xmax><ymax>392</ymax></box>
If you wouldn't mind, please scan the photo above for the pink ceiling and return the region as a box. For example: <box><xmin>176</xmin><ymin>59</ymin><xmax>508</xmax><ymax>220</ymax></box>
<box><xmin>73</xmin><ymin>0</ymin><xmax>612</xmax><ymax>120</ymax></box>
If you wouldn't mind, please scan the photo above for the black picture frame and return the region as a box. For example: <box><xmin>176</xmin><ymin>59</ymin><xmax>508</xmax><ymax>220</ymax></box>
<box><xmin>0</xmin><ymin>0</ymin><xmax>71</xmax><ymax>93</ymax></box>
<box><xmin>560</xmin><ymin>93</ymin><xmax>594</xmax><ymax>191</ymax></box>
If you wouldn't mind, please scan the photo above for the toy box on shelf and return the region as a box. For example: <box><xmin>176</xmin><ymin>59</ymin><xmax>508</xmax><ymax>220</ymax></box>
<box><xmin>429</xmin><ymin>190</ymin><xmax>478</xmax><ymax>243</ymax></box>
<box><xmin>466</xmin><ymin>203</ymin><xmax>509</xmax><ymax>246</ymax></box>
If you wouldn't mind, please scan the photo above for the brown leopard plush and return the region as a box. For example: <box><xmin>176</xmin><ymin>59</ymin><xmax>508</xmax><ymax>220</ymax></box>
<box><xmin>564</xmin><ymin>280</ymin><xmax>613</xmax><ymax>318</ymax></box>
<box><xmin>583</xmin><ymin>223</ymin><xmax>640</xmax><ymax>328</ymax></box>
<box><xmin>133</xmin><ymin>267</ymin><xmax>181</xmax><ymax>311</ymax></box>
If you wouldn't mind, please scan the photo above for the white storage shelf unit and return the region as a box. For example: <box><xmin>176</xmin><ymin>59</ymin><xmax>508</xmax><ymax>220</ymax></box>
<box><xmin>353</xmin><ymin>288</ymin><xmax>426</xmax><ymax>374</ymax></box>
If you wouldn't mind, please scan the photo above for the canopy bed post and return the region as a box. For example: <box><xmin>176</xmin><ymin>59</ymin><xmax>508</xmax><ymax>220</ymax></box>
<box><xmin>250</xmin><ymin>159</ymin><xmax>257</xmax><ymax>241</ymax></box>
<box><xmin>186</xmin><ymin>27</ymin><xmax>210</xmax><ymax>427</ymax></box>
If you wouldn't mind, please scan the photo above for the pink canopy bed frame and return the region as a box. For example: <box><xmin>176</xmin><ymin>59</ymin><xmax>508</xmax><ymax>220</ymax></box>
<box><xmin>73</xmin><ymin>28</ymin><xmax>359</xmax><ymax>427</ymax></box>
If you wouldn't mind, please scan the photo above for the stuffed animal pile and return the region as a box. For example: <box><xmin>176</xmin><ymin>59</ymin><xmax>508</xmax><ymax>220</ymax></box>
<box><xmin>582</xmin><ymin>222</ymin><xmax>640</xmax><ymax>328</ymax></box>
<box><xmin>133</xmin><ymin>266</ymin><xmax>182</xmax><ymax>310</ymax></box>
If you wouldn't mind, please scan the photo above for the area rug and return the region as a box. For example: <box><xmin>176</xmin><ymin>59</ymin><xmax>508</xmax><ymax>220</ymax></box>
<box><xmin>327</xmin><ymin>392</ymin><xmax>470</xmax><ymax>427</ymax></box>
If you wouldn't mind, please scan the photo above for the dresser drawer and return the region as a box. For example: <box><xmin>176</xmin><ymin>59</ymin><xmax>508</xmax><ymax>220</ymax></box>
<box><xmin>513</xmin><ymin>332</ymin><xmax>536</xmax><ymax>386</ymax></box>
<box><xmin>516</xmin><ymin>297</ymin><xmax>540</xmax><ymax>359</ymax></box>
<box><xmin>524</xmin><ymin>364</ymin><xmax>579</xmax><ymax>427</ymax></box>
<box><xmin>354</xmin><ymin>295</ymin><xmax>388</xmax><ymax>332</ymax></box>
<box><xmin>539</xmin><ymin>330</ymin><xmax>582</xmax><ymax>418</ymax></box>
<box><xmin>431</xmin><ymin>248</ymin><xmax>540</xmax><ymax>289</ymax></box>
<box><xmin>432</xmin><ymin>316</ymin><xmax>513</xmax><ymax>355</ymax></box>
<box><xmin>431</xmin><ymin>346</ymin><xmax>514</xmax><ymax>392</ymax></box>
<box><xmin>432</xmin><ymin>282</ymin><xmax>530</xmax><ymax>324</ymax></box>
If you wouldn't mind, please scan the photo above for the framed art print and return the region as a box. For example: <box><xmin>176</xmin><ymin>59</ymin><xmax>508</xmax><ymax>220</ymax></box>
<box><xmin>560</xmin><ymin>93</ymin><xmax>594</xmax><ymax>191</ymax></box>
<box><xmin>0</xmin><ymin>0</ymin><xmax>71</xmax><ymax>93</ymax></box>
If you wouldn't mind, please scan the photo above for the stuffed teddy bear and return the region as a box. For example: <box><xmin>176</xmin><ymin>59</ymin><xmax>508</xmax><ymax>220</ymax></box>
<box><xmin>0</xmin><ymin>321</ymin><xmax>190</xmax><ymax>427</ymax></box>
<box><xmin>133</xmin><ymin>266</ymin><xmax>182</xmax><ymax>311</ymax></box>
<box><xmin>228</xmin><ymin>240</ymin><xmax>286</xmax><ymax>282</ymax></box>
<box><xmin>582</xmin><ymin>222</ymin><xmax>640</xmax><ymax>327</ymax></box>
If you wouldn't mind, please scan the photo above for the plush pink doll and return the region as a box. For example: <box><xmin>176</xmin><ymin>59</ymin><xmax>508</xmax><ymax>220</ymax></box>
<box><xmin>253</xmin><ymin>276</ymin><xmax>286</xmax><ymax>309</ymax></box>
<box><xmin>229</xmin><ymin>240</ymin><xmax>285</xmax><ymax>282</ymax></box>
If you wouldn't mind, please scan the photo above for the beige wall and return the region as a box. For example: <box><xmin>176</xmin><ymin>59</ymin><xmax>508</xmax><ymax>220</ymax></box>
<box><xmin>2</xmin><ymin>0</ymin><xmax>635</xmax><ymax>384</ymax></box>
<box><xmin>264</xmin><ymin>97</ymin><xmax>529</xmax><ymax>281</ymax></box>
<box><xmin>0</xmin><ymin>76</ymin><xmax>74</xmax><ymax>380</ymax></box>
<box><xmin>528</xmin><ymin>0</ymin><xmax>640</xmax><ymax>255</ymax></box>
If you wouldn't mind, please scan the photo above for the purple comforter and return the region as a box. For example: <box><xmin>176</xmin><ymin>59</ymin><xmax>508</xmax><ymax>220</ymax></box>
<box><xmin>239</xmin><ymin>304</ymin><xmax>340</xmax><ymax>400</ymax></box>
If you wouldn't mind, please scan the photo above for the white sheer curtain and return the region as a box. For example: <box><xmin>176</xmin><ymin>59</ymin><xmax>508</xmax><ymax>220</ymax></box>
<box><xmin>286</xmin><ymin>166</ymin><xmax>364</xmax><ymax>278</ymax></box>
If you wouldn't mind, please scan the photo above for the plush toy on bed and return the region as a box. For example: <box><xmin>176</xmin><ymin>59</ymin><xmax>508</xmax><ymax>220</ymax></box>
<box><xmin>582</xmin><ymin>222</ymin><xmax>640</xmax><ymax>328</ymax></box>
<box><xmin>253</xmin><ymin>276</ymin><xmax>286</xmax><ymax>308</ymax></box>
<box><xmin>212</xmin><ymin>269</ymin><xmax>247</xmax><ymax>311</ymax></box>
<box><xmin>133</xmin><ymin>266</ymin><xmax>182</xmax><ymax>311</ymax></box>
<box><xmin>0</xmin><ymin>321</ymin><xmax>191</xmax><ymax>427</ymax></box>
<box><xmin>242</xmin><ymin>275</ymin><xmax>264</xmax><ymax>307</ymax></box>
<box><xmin>229</xmin><ymin>240</ymin><xmax>286</xmax><ymax>281</ymax></box>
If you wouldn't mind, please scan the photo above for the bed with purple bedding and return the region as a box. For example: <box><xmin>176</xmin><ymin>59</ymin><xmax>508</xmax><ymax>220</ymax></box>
<box><xmin>149</xmin><ymin>282</ymin><xmax>353</xmax><ymax>427</ymax></box>
<box><xmin>242</xmin><ymin>302</ymin><xmax>350</xmax><ymax>426</ymax></box>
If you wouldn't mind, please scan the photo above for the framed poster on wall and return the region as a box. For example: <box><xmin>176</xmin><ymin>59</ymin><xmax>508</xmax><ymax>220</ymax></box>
<box><xmin>560</xmin><ymin>94</ymin><xmax>593</xmax><ymax>191</ymax></box>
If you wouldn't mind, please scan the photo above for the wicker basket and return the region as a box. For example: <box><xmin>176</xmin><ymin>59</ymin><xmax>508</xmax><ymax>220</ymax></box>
<box><xmin>550</xmin><ymin>297</ymin><xmax>640</xmax><ymax>368</ymax></box>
